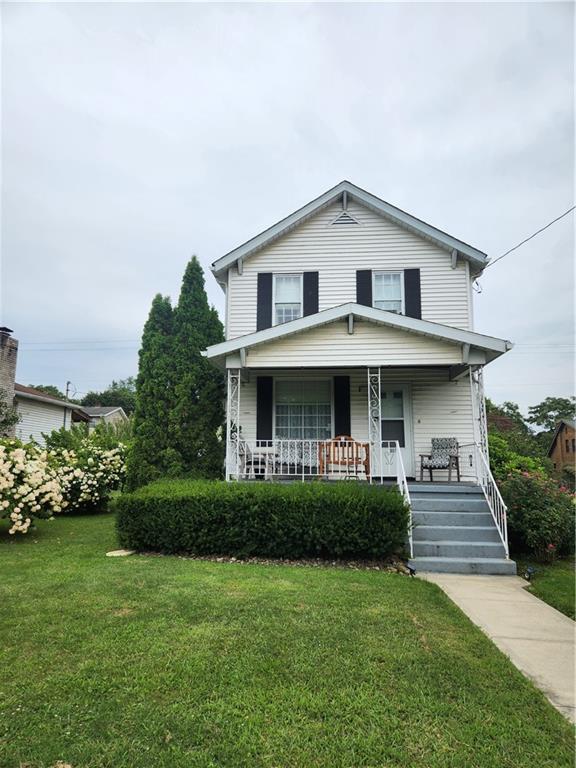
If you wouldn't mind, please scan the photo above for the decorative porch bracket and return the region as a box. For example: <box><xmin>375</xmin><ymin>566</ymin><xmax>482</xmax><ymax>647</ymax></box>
<box><xmin>226</xmin><ymin>368</ymin><xmax>241</xmax><ymax>481</ymax></box>
<box><xmin>367</xmin><ymin>367</ymin><xmax>382</xmax><ymax>483</ymax></box>
<box><xmin>469</xmin><ymin>366</ymin><xmax>489</xmax><ymax>461</ymax></box>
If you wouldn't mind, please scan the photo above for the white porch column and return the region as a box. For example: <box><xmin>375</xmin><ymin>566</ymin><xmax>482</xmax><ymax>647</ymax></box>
<box><xmin>226</xmin><ymin>368</ymin><xmax>241</xmax><ymax>481</ymax></box>
<box><xmin>367</xmin><ymin>367</ymin><xmax>382</xmax><ymax>483</ymax></box>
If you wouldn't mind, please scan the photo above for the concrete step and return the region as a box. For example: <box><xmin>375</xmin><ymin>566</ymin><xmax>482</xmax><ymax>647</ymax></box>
<box><xmin>408</xmin><ymin>483</ymin><xmax>482</xmax><ymax>495</ymax></box>
<box><xmin>408</xmin><ymin>556</ymin><xmax>517</xmax><ymax>575</ymax></box>
<box><xmin>412</xmin><ymin>510</ymin><xmax>493</xmax><ymax>526</ymax></box>
<box><xmin>413</xmin><ymin>540</ymin><xmax>507</xmax><ymax>559</ymax></box>
<box><xmin>412</xmin><ymin>525</ymin><xmax>501</xmax><ymax>543</ymax></box>
<box><xmin>411</xmin><ymin>497</ymin><xmax>489</xmax><ymax>513</ymax></box>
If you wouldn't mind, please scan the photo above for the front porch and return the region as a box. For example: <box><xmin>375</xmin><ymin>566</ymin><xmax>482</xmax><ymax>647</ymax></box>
<box><xmin>225</xmin><ymin>365</ymin><xmax>489</xmax><ymax>486</ymax></box>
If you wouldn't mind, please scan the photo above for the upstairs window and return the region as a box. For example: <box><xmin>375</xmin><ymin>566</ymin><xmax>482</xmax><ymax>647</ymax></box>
<box><xmin>274</xmin><ymin>274</ymin><xmax>302</xmax><ymax>325</ymax></box>
<box><xmin>373</xmin><ymin>271</ymin><xmax>404</xmax><ymax>313</ymax></box>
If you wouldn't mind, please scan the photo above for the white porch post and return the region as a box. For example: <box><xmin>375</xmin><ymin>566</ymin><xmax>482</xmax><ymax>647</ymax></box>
<box><xmin>226</xmin><ymin>368</ymin><xmax>241</xmax><ymax>481</ymax></box>
<box><xmin>367</xmin><ymin>367</ymin><xmax>382</xmax><ymax>484</ymax></box>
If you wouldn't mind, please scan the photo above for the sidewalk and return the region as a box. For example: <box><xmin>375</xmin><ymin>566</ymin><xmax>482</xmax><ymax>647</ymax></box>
<box><xmin>422</xmin><ymin>573</ymin><xmax>576</xmax><ymax>722</ymax></box>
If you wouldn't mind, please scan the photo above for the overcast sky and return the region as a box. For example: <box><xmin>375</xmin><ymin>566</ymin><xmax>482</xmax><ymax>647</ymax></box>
<box><xmin>1</xmin><ymin>1</ymin><xmax>574</xmax><ymax>412</ymax></box>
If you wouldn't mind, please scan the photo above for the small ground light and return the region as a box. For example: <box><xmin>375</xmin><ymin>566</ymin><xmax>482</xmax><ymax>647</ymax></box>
<box><xmin>524</xmin><ymin>566</ymin><xmax>536</xmax><ymax>582</ymax></box>
<box><xmin>407</xmin><ymin>565</ymin><xmax>416</xmax><ymax>577</ymax></box>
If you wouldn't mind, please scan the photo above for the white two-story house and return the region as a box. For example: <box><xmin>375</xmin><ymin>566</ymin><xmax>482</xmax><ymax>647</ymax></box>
<box><xmin>204</xmin><ymin>181</ymin><xmax>515</xmax><ymax>574</ymax></box>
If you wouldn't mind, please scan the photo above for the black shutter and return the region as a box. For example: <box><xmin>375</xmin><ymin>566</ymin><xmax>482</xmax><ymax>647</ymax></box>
<box><xmin>404</xmin><ymin>269</ymin><xmax>421</xmax><ymax>319</ymax></box>
<box><xmin>333</xmin><ymin>376</ymin><xmax>351</xmax><ymax>437</ymax></box>
<box><xmin>256</xmin><ymin>273</ymin><xmax>273</xmax><ymax>330</ymax></box>
<box><xmin>303</xmin><ymin>272</ymin><xmax>319</xmax><ymax>316</ymax></box>
<box><xmin>256</xmin><ymin>377</ymin><xmax>273</xmax><ymax>441</ymax></box>
<box><xmin>356</xmin><ymin>270</ymin><xmax>372</xmax><ymax>307</ymax></box>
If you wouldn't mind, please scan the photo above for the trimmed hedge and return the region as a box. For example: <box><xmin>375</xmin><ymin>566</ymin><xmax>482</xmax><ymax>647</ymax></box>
<box><xmin>115</xmin><ymin>479</ymin><xmax>409</xmax><ymax>559</ymax></box>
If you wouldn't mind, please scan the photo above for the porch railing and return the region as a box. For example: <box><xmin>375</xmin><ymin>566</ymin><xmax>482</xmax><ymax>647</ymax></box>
<box><xmin>459</xmin><ymin>442</ymin><xmax>509</xmax><ymax>558</ymax></box>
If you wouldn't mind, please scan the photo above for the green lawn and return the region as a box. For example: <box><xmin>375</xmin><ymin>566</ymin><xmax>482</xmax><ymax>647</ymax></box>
<box><xmin>0</xmin><ymin>516</ymin><xmax>573</xmax><ymax>768</ymax></box>
<box><xmin>518</xmin><ymin>558</ymin><xmax>575</xmax><ymax>620</ymax></box>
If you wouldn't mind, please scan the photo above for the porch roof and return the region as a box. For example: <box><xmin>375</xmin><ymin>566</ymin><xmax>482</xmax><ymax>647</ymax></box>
<box><xmin>203</xmin><ymin>303</ymin><xmax>513</xmax><ymax>367</ymax></box>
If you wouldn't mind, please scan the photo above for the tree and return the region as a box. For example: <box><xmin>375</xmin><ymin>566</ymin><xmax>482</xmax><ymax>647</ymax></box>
<box><xmin>29</xmin><ymin>384</ymin><xmax>66</xmax><ymax>400</ymax></box>
<box><xmin>0</xmin><ymin>388</ymin><xmax>19</xmax><ymax>437</ymax></box>
<box><xmin>81</xmin><ymin>377</ymin><xmax>137</xmax><ymax>415</ymax></box>
<box><xmin>528</xmin><ymin>396</ymin><xmax>576</xmax><ymax>432</ymax></box>
<box><xmin>126</xmin><ymin>295</ymin><xmax>175</xmax><ymax>489</ymax></box>
<box><xmin>170</xmin><ymin>256</ymin><xmax>225</xmax><ymax>478</ymax></box>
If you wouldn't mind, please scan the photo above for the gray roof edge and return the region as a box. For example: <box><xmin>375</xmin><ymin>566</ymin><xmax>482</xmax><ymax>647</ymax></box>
<box><xmin>203</xmin><ymin>303</ymin><xmax>512</xmax><ymax>360</ymax></box>
<box><xmin>14</xmin><ymin>389</ymin><xmax>87</xmax><ymax>411</ymax></box>
<box><xmin>211</xmin><ymin>181</ymin><xmax>489</xmax><ymax>277</ymax></box>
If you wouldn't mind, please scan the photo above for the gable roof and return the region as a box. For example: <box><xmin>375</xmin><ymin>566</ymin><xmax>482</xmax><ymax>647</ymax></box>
<box><xmin>547</xmin><ymin>419</ymin><xmax>576</xmax><ymax>457</ymax></box>
<box><xmin>83</xmin><ymin>406</ymin><xmax>127</xmax><ymax>418</ymax></box>
<box><xmin>211</xmin><ymin>180</ymin><xmax>489</xmax><ymax>279</ymax></box>
<box><xmin>203</xmin><ymin>303</ymin><xmax>512</xmax><ymax>366</ymax></box>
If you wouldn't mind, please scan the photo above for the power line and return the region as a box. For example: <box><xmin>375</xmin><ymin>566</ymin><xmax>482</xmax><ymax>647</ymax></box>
<box><xmin>486</xmin><ymin>205</ymin><xmax>575</xmax><ymax>269</ymax></box>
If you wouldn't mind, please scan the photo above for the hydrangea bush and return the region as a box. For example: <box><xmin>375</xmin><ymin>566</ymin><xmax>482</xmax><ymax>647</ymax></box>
<box><xmin>0</xmin><ymin>440</ymin><xmax>63</xmax><ymax>534</ymax></box>
<box><xmin>54</xmin><ymin>442</ymin><xmax>126</xmax><ymax>515</ymax></box>
<box><xmin>1</xmin><ymin>437</ymin><xmax>126</xmax><ymax>533</ymax></box>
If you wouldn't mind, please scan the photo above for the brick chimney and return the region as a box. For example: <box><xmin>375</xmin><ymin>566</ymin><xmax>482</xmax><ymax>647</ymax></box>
<box><xmin>0</xmin><ymin>327</ymin><xmax>18</xmax><ymax>436</ymax></box>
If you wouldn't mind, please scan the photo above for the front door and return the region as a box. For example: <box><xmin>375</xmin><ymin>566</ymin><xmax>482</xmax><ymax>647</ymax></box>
<box><xmin>379</xmin><ymin>386</ymin><xmax>414</xmax><ymax>477</ymax></box>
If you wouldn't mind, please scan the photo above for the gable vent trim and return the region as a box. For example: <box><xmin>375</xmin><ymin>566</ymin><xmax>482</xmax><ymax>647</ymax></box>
<box><xmin>330</xmin><ymin>211</ymin><xmax>360</xmax><ymax>226</ymax></box>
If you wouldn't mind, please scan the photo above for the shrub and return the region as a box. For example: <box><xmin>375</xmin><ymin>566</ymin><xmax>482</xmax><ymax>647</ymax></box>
<box><xmin>489</xmin><ymin>434</ymin><xmax>548</xmax><ymax>483</ymax></box>
<box><xmin>53</xmin><ymin>441</ymin><xmax>126</xmax><ymax>515</ymax></box>
<box><xmin>0</xmin><ymin>439</ymin><xmax>63</xmax><ymax>534</ymax></box>
<box><xmin>116</xmin><ymin>480</ymin><xmax>410</xmax><ymax>560</ymax></box>
<box><xmin>499</xmin><ymin>470</ymin><xmax>575</xmax><ymax>558</ymax></box>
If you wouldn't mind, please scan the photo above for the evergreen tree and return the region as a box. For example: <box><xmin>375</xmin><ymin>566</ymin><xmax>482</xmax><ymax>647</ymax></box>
<box><xmin>170</xmin><ymin>256</ymin><xmax>225</xmax><ymax>478</ymax></box>
<box><xmin>126</xmin><ymin>294</ymin><xmax>175</xmax><ymax>489</ymax></box>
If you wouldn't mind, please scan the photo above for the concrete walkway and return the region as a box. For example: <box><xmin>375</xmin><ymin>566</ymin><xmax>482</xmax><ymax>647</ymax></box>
<box><xmin>422</xmin><ymin>573</ymin><xmax>576</xmax><ymax>722</ymax></box>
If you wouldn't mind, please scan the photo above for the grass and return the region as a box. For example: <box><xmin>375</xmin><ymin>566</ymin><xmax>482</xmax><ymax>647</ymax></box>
<box><xmin>518</xmin><ymin>558</ymin><xmax>575</xmax><ymax>620</ymax></box>
<box><xmin>0</xmin><ymin>516</ymin><xmax>573</xmax><ymax>768</ymax></box>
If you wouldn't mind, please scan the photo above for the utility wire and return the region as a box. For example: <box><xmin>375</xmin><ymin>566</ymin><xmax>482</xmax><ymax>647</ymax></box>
<box><xmin>486</xmin><ymin>205</ymin><xmax>575</xmax><ymax>269</ymax></box>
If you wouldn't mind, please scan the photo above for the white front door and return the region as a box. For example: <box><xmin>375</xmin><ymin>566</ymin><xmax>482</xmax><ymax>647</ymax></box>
<box><xmin>379</xmin><ymin>386</ymin><xmax>414</xmax><ymax>477</ymax></box>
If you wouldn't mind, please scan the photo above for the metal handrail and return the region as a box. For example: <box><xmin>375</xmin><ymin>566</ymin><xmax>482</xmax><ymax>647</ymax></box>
<box><xmin>471</xmin><ymin>442</ymin><xmax>509</xmax><ymax>558</ymax></box>
<box><xmin>393</xmin><ymin>442</ymin><xmax>413</xmax><ymax>558</ymax></box>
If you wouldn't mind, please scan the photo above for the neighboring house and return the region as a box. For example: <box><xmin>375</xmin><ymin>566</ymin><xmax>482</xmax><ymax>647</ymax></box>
<box><xmin>0</xmin><ymin>327</ymin><xmax>88</xmax><ymax>445</ymax></box>
<box><xmin>547</xmin><ymin>419</ymin><xmax>576</xmax><ymax>472</ymax></box>
<box><xmin>83</xmin><ymin>406</ymin><xmax>128</xmax><ymax>430</ymax></box>
<box><xmin>14</xmin><ymin>384</ymin><xmax>89</xmax><ymax>445</ymax></box>
<box><xmin>203</xmin><ymin>180</ymin><xmax>515</xmax><ymax>574</ymax></box>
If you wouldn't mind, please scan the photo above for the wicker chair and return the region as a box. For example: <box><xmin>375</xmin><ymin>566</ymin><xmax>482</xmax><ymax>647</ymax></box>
<box><xmin>420</xmin><ymin>438</ymin><xmax>460</xmax><ymax>482</ymax></box>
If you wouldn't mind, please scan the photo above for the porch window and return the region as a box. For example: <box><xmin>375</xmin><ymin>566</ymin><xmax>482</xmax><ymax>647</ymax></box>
<box><xmin>274</xmin><ymin>274</ymin><xmax>302</xmax><ymax>325</ymax></box>
<box><xmin>275</xmin><ymin>380</ymin><xmax>331</xmax><ymax>440</ymax></box>
<box><xmin>373</xmin><ymin>272</ymin><xmax>404</xmax><ymax>313</ymax></box>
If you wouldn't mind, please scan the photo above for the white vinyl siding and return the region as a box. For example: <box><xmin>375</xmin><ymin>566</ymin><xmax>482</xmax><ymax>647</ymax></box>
<box><xmin>227</xmin><ymin>199</ymin><xmax>471</xmax><ymax>339</ymax></box>
<box><xmin>245</xmin><ymin>320</ymin><xmax>463</xmax><ymax>368</ymax></box>
<box><xmin>15</xmin><ymin>399</ymin><xmax>69</xmax><ymax>445</ymax></box>
<box><xmin>236</xmin><ymin>367</ymin><xmax>475</xmax><ymax>478</ymax></box>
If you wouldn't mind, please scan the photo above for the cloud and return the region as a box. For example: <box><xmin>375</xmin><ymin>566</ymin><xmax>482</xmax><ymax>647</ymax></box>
<box><xmin>1</xmin><ymin>1</ymin><xmax>573</xmax><ymax>411</ymax></box>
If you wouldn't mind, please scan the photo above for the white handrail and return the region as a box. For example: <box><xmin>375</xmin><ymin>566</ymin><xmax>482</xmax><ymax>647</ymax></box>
<box><xmin>394</xmin><ymin>443</ymin><xmax>413</xmax><ymax>559</ymax></box>
<box><xmin>472</xmin><ymin>442</ymin><xmax>509</xmax><ymax>558</ymax></box>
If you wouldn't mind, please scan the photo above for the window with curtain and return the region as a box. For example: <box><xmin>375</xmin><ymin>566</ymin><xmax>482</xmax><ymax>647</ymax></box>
<box><xmin>373</xmin><ymin>272</ymin><xmax>403</xmax><ymax>313</ymax></box>
<box><xmin>275</xmin><ymin>380</ymin><xmax>331</xmax><ymax>440</ymax></box>
<box><xmin>274</xmin><ymin>274</ymin><xmax>302</xmax><ymax>325</ymax></box>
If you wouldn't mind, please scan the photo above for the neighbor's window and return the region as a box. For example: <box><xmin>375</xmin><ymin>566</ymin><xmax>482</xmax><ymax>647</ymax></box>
<box><xmin>566</xmin><ymin>439</ymin><xmax>571</xmax><ymax>453</ymax></box>
<box><xmin>373</xmin><ymin>272</ymin><xmax>403</xmax><ymax>313</ymax></box>
<box><xmin>274</xmin><ymin>274</ymin><xmax>302</xmax><ymax>325</ymax></box>
<box><xmin>275</xmin><ymin>380</ymin><xmax>331</xmax><ymax>440</ymax></box>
